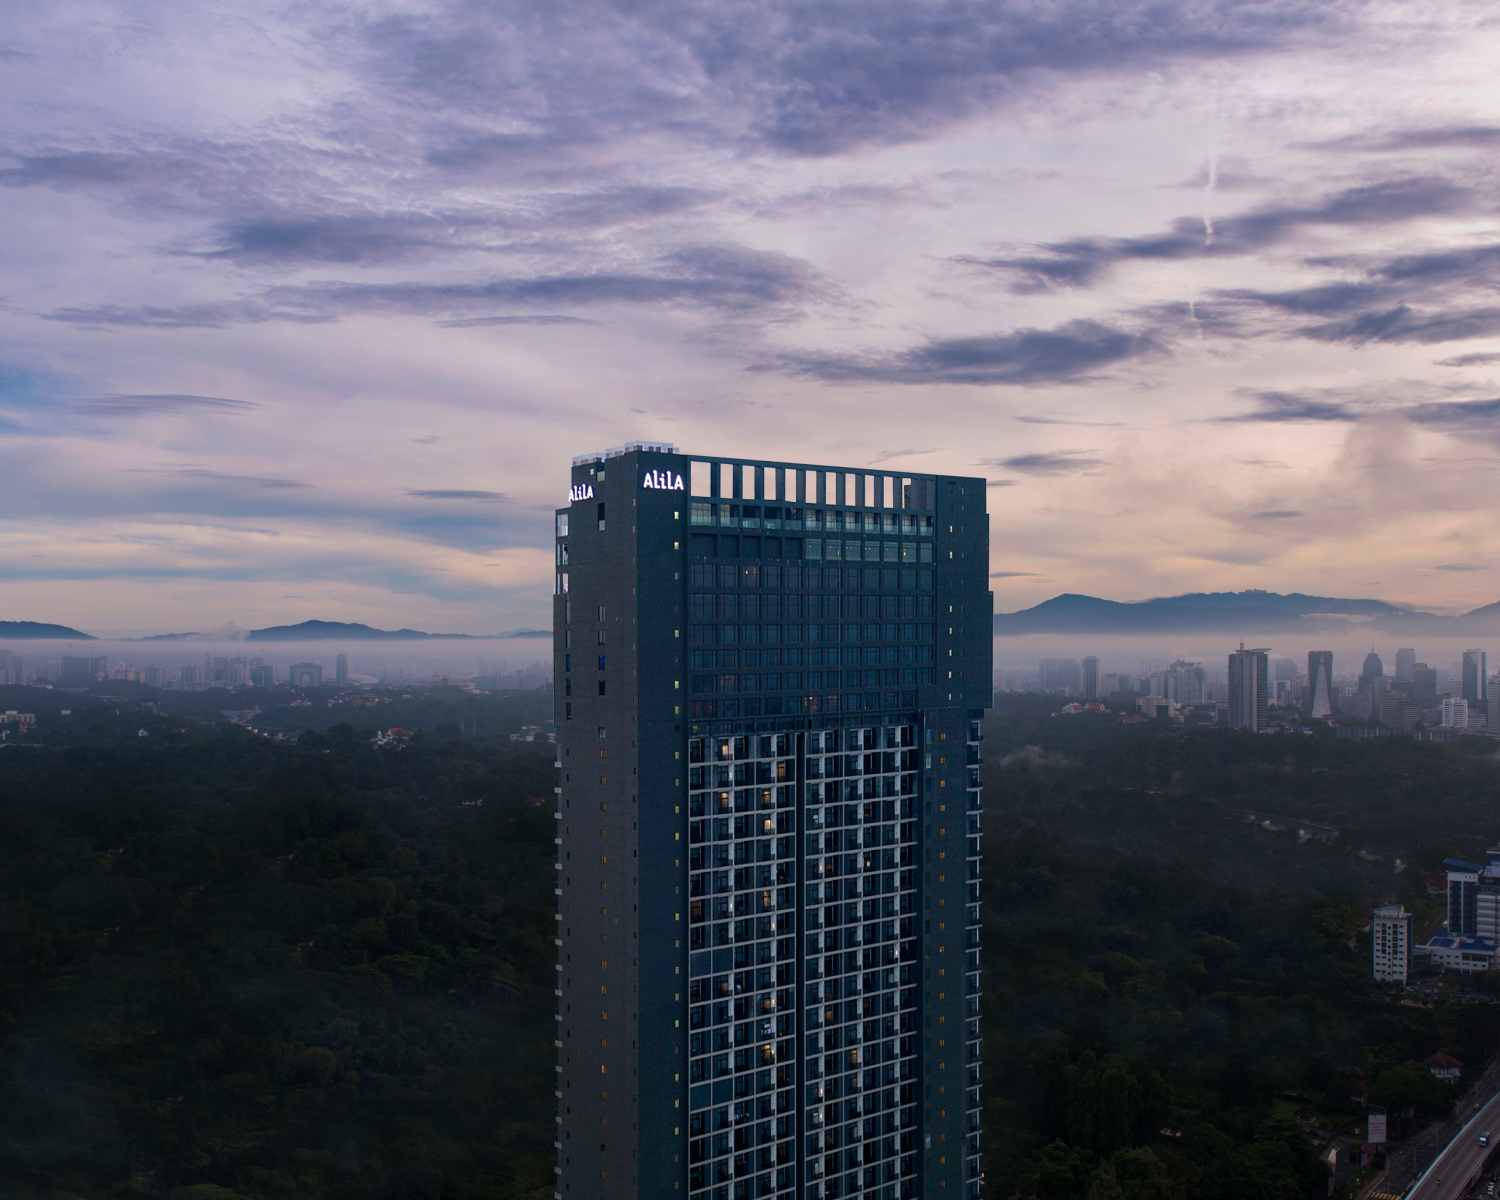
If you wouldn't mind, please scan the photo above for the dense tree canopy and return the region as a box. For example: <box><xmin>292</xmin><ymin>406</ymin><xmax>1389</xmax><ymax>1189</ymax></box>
<box><xmin>977</xmin><ymin>693</ymin><xmax>1500</xmax><ymax>1197</ymax></box>
<box><xmin>0</xmin><ymin>715</ymin><xmax>557</xmax><ymax>1199</ymax></box>
<box><xmin>4</xmin><ymin>687</ymin><xmax>1500</xmax><ymax>1199</ymax></box>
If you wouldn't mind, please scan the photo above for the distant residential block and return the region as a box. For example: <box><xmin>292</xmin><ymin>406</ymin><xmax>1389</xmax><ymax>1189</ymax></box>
<box><xmin>1372</xmin><ymin>903</ymin><xmax>1412</xmax><ymax>983</ymax></box>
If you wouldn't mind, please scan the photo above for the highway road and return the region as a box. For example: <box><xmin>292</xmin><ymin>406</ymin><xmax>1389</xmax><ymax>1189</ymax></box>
<box><xmin>1408</xmin><ymin>1088</ymin><xmax>1500</xmax><ymax>1200</ymax></box>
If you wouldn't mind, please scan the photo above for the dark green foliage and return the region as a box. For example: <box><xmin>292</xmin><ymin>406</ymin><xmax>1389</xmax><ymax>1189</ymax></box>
<box><xmin>0</xmin><ymin>723</ymin><xmax>559</xmax><ymax>1200</ymax></box>
<box><xmin>979</xmin><ymin>694</ymin><xmax>1500</xmax><ymax>1197</ymax></box>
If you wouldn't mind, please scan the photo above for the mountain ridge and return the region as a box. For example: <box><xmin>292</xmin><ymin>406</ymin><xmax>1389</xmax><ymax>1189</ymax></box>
<box><xmin>0</xmin><ymin>619</ymin><xmax>552</xmax><ymax>642</ymax></box>
<box><xmin>0</xmin><ymin>620</ymin><xmax>97</xmax><ymax>640</ymax></box>
<box><xmin>994</xmin><ymin>590</ymin><xmax>1499</xmax><ymax>636</ymax></box>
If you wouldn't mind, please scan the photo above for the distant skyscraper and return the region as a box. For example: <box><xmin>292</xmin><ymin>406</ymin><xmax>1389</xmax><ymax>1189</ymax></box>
<box><xmin>1081</xmin><ymin>656</ymin><xmax>1099</xmax><ymax>700</ymax></box>
<box><xmin>1395</xmin><ymin>648</ymin><xmax>1416</xmax><ymax>681</ymax></box>
<box><xmin>1441</xmin><ymin>697</ymin><xmax>1470</xmax><ymax>728</ymax></box>
<box><xmin>61</xmin><ymin>655</ymin><xmax>107</xmax><ymax>682</ymax></box>
<box><xmin>1360</xmin><ymin>649</ymin><xmax>1384</xmax><ymax>693</ymax></box>
<box><xmin>1412</xmin><ymin>664</ymin><xmax>1437</xmax><ymax>711</ymax></box>
<box><xmin>1167</xmin><ymin>661</ymin><xmax>1205</xmax><ymax>707</ymax></box>
<box><xmin>1039</xmin><ymin>658</ymin><xmax>1079</xmax><ymax>693</ymax></box>
<box><xmin>0</xmin><ymin>649</ymin><xmax>22</xmax><ymax>685</ymax></box>
<box><xmin>1463</xmin><ymin>649</ymin><xmax>1487</xmax><ymax>703</ymax></box>
<box><xmin>1307</xmin><ymin>651</ymin><xmax>1333</xmax><ymax>719</ymax></box>
<box><xmin>336</xmin><ymin>653</ymin><xmax>349</xmax><ymax>686</ymax></box>
<box><xmin>1227</xmin><ymin>644</ymin><xmax>1269</xmax><ymax>732</ymax></box>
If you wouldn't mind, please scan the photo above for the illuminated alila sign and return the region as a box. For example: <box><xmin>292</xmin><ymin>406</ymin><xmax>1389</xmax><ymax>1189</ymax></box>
<box><xmin>569</xmin><ymin>484</ymin><xmax>594</xmax><ymax>502</ymax></box>
<box><xmin>642</xmin><ymin>470</ymin><xmax>684</xmax><ymax>491</ymax></box>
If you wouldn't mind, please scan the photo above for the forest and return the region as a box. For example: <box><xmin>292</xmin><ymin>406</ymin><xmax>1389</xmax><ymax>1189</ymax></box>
<box><xmin>4</xmin><ymin>686</ymin><xmax>1500</xmax><ymax>1198</ymax></box>
<box><xmin>978</xmin><ymin>693</ymin><xmax>1500</xmax><ymax>1199</ymax></box>
<box><xmin>0</xmin><ymin>702</ymin><xmax>559</xmax><ymax>1200</ymax></box>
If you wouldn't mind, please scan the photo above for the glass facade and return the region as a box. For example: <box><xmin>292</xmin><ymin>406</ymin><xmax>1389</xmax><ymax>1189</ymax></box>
<box><xmin>554</xmin><ymin>448</ymin><xmax>989</xmax><ymax>1200</ymax></box>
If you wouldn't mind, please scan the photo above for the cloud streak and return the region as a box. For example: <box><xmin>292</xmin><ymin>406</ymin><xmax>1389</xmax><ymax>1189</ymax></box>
<box><xmin>979</xmin><ymin>452</ymin><xmax>1110</xmax><ymax>476</ymax></box>
<box><xmin>767</xmin><ymin>320</ymin><xmax>1151</xmax><ymax>385</ymax></box>
<box><xmin>956</xmin><ymin>177</ymin><xmax>1471</xmax><ymax>293</ymax></box>
<box><xmin>76</xmin><ymin>394</ymin><xmax>259</xmax><ymax>416</ymax></box>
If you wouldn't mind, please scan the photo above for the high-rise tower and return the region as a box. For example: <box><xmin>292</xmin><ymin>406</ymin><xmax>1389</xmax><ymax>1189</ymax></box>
<box><xmin>1307</xmin><ymin>651</ymin><xmax>1333</xmax><ymax>720</ymax></box>
<box><xmin>553</xmin><ymin>445</ymin><xmax>991</xmax><ymax>1200</ymax></box>
<box><xmin>1227</xmin><ymin>644</ymin><xmax>1269</xmax><ymax>732</ymax></box>
<box><xmin>1080</xmin><ymin>657</ymin><xmax>1099</xmax><ymax>701</ymax></box>
<box><xmin>1463</xmin><ymin>649</ymin><xmax>1488</xmax><ymax>704</ymax></box>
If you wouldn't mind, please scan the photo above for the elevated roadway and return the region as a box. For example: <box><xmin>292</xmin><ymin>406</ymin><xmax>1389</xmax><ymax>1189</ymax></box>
<box><xmin>1408</xmin><ymin>1087</ymin><xmax>1500</xmax><ymax>1200</ymax></box>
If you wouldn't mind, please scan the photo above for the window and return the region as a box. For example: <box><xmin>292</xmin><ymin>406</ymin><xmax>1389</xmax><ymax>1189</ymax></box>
<box><xmin>557</xmin><ymin>514</ymin><xmax>569</xmax><ymax>536</ymax></box>
<box><xmin>598</xmin><ymin>681</ymin><xmax>607</xmax><ymax>695</ymax></box>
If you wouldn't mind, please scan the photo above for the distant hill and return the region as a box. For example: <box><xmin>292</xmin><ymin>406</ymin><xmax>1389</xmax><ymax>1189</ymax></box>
<box><xmin>0</xmin><ymin>620</ymin><xmax>97</xmax><ymax>640</ymax></box>
<box><xmin>993</xmin><ymin>590</ymin><xmax>1500</xmax><ymax>636</ymax></box>
<box><xmin>1139</xmin><ymin>590</ymin><xmax>1409</xmax><ymax>617</ymax></box>
<box><xmin>247</xmin><ymin>620</ymin><xmax>483</xmax><ymax>641</ymax></box>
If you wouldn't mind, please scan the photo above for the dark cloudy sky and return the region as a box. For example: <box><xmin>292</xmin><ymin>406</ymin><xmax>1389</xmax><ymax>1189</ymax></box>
<box><xmin>3</xmin><ymin>0</ymin><xmax>1500</xmax><ymax>633</ymax></box>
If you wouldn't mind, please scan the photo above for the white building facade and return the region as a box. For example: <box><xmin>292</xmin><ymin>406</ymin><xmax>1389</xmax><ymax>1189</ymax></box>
<box><xmin>1372</xmin><ymin>904</ymin><xmax>1412</xmax><ymax>983</ymax></box>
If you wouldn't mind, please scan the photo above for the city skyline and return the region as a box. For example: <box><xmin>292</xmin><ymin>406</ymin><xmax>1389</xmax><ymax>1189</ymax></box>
<box><xmin>4</xmin><ymin>5</ymin><xmax>1500</xmax><ymax>633</ymax></box>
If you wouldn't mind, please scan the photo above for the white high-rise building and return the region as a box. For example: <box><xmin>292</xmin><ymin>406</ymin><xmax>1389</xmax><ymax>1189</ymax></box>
<box><xmin>1372</xmin><ymin>904</ymin><xmax>1412</xmax><ymax>983</ymax></box>
<box><xmin>1441</xmin><ymin>697</ymin><xmax>1469</xmax><ymax>728</ymax></box>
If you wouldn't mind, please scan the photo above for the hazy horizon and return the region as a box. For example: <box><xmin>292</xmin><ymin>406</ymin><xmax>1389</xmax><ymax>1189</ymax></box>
<box><xmin>6</xmin><ymin>630</ymin><xmax>1494</xmax><ymax>692</ymax></box>
<box><xmin>11</xmin><ymin>579</ymin><xmax>1500</xmax><ymax>644</ymax></box>
<box><xmin>990</xmin><ymin>632</ymin><xmax>1499</xmax><ymax>679</ymax></box>
<box><xmin>0</xmin><ymin>637</ymin><xmax>551</xmax><ymax>686</ymax></box>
